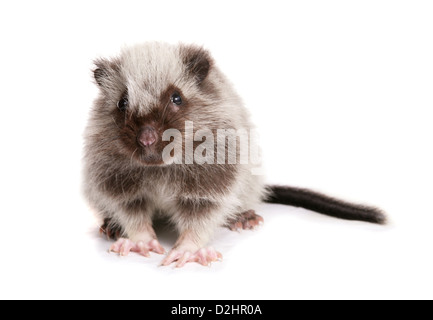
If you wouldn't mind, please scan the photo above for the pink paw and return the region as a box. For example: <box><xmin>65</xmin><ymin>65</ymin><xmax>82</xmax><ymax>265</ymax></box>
<box><xmin>109</xmin><ymin>238</ymin><xmax>165</xmax><ymax>257</ymax></box>
<box><xmin>226</xmin><ymin>210</ymin><xmax>264</xmax><ymax>231</ymax></box>
<box><xmin>161</xmin><ymin>247</ymin><xmax>223</xmax><ymax>268</ymax></box>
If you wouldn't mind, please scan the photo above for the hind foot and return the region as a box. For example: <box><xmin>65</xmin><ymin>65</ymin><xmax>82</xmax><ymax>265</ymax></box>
<box><xmin>226</xmin><ymin>210</ymin><xmax>264</xmax><ymax>231</ymax></box>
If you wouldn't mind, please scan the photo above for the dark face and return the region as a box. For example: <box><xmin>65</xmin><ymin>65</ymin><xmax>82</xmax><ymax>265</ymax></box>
<box><xmin>92</xmin><ymin>44</ymin><xmax>213</xmax><ymax>166</ymax></box>
<box><xmin>110</xmin><ymin>86</ymin><xmax>187</xmax><ymax>165</ymax></box>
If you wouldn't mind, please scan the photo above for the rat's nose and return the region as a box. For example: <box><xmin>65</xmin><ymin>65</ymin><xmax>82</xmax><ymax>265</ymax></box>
<box><xmin>138</xmin><ymin>125</ymin><xmax>157</xmax><ymax>147</ymax></box>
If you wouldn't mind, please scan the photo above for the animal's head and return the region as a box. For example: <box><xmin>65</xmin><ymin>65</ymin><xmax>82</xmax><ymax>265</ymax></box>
<box><xmin>90</xmin><ymin>42</ymin><xmax>228</xmax><ymax>166</ymax></box>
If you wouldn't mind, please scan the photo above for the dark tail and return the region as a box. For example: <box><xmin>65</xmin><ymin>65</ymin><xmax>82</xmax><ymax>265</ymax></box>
<box><xmin>265</xmin><ymin>185</ymin><xmax>386</xmax><ymax>224</ymax></box>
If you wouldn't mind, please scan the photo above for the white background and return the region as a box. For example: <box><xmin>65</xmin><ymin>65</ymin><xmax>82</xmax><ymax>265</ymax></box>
<box><xmin>0</xmin><ymin>0</ymin><xmax>432</xmax><ymax>299</ymax></box>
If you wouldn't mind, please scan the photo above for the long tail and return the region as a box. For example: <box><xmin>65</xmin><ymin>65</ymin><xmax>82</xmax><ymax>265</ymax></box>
<box><xmin>265</xmin><ymin>185</ymin><xmax>386</xmax><ymax>224</ymax></box>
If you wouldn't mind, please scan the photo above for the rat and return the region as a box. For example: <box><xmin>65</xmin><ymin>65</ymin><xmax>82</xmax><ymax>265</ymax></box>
<box><xmin>83</xmin><ymin>42</ymin><xmax>386</xmax><ymax>267</ymax></box>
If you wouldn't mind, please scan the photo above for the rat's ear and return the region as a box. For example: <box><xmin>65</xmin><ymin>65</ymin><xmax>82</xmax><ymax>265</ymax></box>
<box><xmin>92</xmin><ymin>58</ymin><xmax>120</xmax><ymax>89</ymax></box>
<box><xmin>180</xmin><ymin>45</ymin><xmax>213</xmax><ymax>84</ymax></box>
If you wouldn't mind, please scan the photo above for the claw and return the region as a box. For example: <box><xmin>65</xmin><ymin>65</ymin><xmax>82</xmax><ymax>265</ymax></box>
<box><xmin>161</xmin><ymin>247</ymin><xmax>223</xmax><ymax>268</ymax></box>
<box><xmin>149</xmin><ymin>239</ymin><xmax>166</xmax><ymax>254</ymax></box>
<box><xmin>175</xmin><ymin>252</ymin><xmax>192</xmax><ymax>268</ymax></box>
<box><xmin>227</xmin><ymin>210</ymin><xmax>264</xmax><ymax>231</ymax></box>
<box><xmin>109</xmin><ymin>238</ymin><xmax>125</xmax><ymax>253</ymax></box>
<box><xmin>120</xmin><ymin>239</ymin><xmax>134</xmax><ymax>256</ymax></box>
<box><xmin>109</xmin><ymin>238</ymin><xmax>165</xmax><ymax>257</ymax></box>
<box><xmin>136</xmin><ymin>241</ymin><xmax>150</xmax><ymax>257</ymax></box>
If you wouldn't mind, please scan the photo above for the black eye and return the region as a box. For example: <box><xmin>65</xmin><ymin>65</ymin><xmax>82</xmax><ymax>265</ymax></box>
<box><xmin>117</xmin><ymin>96</ymin><xmax>128</xmax><ymax>111</ymax></box>
<box><xmin>171</xmin><ymin>93</ymin><xmax>183</xmax><ymax>106</ymax></box>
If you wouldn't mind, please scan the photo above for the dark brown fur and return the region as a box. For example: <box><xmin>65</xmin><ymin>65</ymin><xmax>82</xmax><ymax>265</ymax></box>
<box><xmin>180</xmin><ymin>45</ymin><xmax>213</xmax><ymax>84</ymax></box>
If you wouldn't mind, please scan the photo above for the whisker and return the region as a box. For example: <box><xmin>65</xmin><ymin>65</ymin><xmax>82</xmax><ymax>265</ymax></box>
<box><xmin>126</xmin><ymin>124</ymin><xmax>135</xmax><ymax>132</ymax></box>
<box><xmin>91</xmin><ymin>135</ymin><xmax>125</xmax><ymax>149</ymax></box>
<box><xmin>111</xmin><ymin>116</ymin><xmax>121</xmax><ymax>130</ymax></box>
<box><xmin>130</xmin><ymin>148</ymin><xmax>138</xmax><ymax>166</ymax></box>
<box><xmin>160</xmin><ymin>99</ymin><xmax>171</xmax><ymax>125</ymax></box>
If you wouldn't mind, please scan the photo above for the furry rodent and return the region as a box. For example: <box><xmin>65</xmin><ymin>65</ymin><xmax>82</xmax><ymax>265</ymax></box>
<box><xmin>83</xmin><ymin>42</ymin><xmax>385</xmax><ymax>267</ymax></box>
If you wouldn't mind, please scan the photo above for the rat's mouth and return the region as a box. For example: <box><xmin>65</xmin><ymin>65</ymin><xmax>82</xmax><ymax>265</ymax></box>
<box><xmin>136</xmin><ymin>148</ymin><xmax>164</xmax><ymax>165</ymax></box>
<box><xmin>141</xmin><ymin>155</ymin><xmax>164</xmax><ymax>165</ymax></box>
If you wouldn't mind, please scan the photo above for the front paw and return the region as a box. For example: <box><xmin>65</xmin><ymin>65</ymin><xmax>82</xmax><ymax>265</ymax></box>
<box><xmin>109</xmin><ymin>238</ymin><xmax>165</xmax><ymax>257</ymax></box>
<box><xmin>161</xmin><ymin>247</ymin><xmax>222</xmax><ymax>268</ymax></box>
